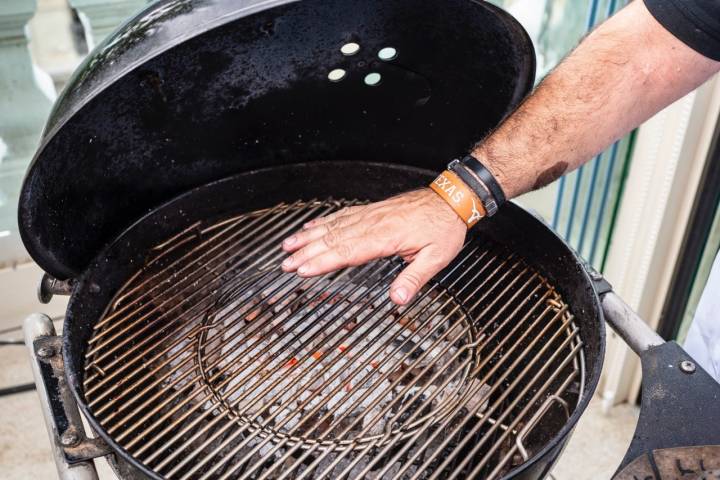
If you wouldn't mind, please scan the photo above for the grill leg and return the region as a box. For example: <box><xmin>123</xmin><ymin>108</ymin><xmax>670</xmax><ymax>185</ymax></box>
<box><xmin>24</xmin><ymin>313</ymin><xmax>100</xmax><ymax>480</ymax></box>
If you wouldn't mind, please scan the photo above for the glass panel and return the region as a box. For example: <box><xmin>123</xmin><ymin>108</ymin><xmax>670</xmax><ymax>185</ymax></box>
<box><xmin>491</xmin><ymin>0</ymin><xmax>593</xmax><ymax>77</ymax></box>
<box><xmin>0</xmin><ymin>0</ymin><xmax>56</xmax><ymax>268</ymax></box>
<box><xmin>677</xmin><ymin>203</ymin><xmax>720</xmax><ymax>343</ymax></box>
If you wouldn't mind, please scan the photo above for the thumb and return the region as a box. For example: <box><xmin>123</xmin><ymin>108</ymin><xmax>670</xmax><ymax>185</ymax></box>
<box><xmin>390</xmin><ymin>249</ymin><xmax>446</xmax><ymax>305</ymax></box>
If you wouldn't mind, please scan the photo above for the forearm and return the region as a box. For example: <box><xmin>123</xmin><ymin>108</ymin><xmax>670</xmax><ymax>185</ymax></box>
<box><xmin>473</xmin><ymin>0</ymin><xmax>720</xmax><ymax>199</ymax></box>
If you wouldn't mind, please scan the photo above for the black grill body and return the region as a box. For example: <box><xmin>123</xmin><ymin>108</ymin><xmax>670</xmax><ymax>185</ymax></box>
<box><xmin>62</xmin><ymin>163</ymin><xmax>605</xmax><ymax>480</ymax></box>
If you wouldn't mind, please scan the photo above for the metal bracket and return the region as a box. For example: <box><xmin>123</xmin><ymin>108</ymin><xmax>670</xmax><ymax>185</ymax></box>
<box><xmin>24</xmin><ymin>314</ymin><xmax>109</xmax><ymax>480</ymax></box>
<box><xmin>32</xmin><ymin>335</ymin><xmax>111</xmax><ymax>464</ymax></box>
<box><xmin>38</xmin><ymin>272</ymin><xmax>75</xmax><ymax>304</ymax></box>
<box><xmin>62</xmin><ymin>434</ymin><xmax>113</xmax><ymax>464</ymax></box>
<box><xmin>580</xmin><ymin>257</ymin><xmax>613</xmax><ymax>296</ymax></box>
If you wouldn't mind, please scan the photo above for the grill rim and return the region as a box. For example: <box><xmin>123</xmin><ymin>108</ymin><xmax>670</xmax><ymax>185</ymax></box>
<box><xmin>60</xmin><ymin>163</ymin><xmax>605</xmax><ymax>480</ymax></box>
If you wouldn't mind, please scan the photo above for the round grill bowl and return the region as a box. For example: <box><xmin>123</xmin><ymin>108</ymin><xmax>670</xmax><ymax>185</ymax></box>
<box><xmin>62</xmin><ymin>163</ymin><xmax>605</xmax><ymax>480</ymax></box>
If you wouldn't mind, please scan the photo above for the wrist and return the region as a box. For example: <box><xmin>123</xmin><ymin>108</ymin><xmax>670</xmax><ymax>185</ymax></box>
<box><xmin>455</xmin><ymin>156</ymin><xmax>505</xmax><ymax>214</ymax></box>
<box><xmin>424</xmin><ymin>187</ymin><xmax>467</xmax><ymax>230</ymax></box>
<box><xmin>429</xmin><ymin>171</ymin><xmax>486</xmax><ymax>228</ymax></box>
<box><xmin>468</xmin><ymin>148</ymin><xmax>513</xmax><ymax>198</ymax></box>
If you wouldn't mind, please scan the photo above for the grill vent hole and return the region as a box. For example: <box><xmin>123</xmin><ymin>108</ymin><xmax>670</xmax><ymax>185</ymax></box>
<box><xmin>364</xmin><ymin>72</ymin><xmax>382</xmax><ymax>86</ymax></box>
<box><xmin>378</xmin><ymin>47</ymin><xmax>398</xmax><ymax>61</ymax></box>
<box><xmin>340</xmin><ymin>42</ymin><xmax>360</xmax><ymax>56</ymax></box>
<box><xmin>328</xmin><ymin>68</ymin><xmax>347</xmax><ymax>82</ymax></box>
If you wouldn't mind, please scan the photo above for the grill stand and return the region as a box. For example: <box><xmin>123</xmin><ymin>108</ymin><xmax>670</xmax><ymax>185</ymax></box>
<box><xmin>24</xmin><ymin>314</ymin><xmax>108</xmax><ymax>480</ymax></box>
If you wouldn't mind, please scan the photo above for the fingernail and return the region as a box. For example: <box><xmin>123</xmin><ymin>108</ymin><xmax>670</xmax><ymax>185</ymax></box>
<box><xmin>284</xmin><ymin>236</ymin><xmax>297</xmax><ymax>247</ymax></box>
<box><xmin>282</xmin><ymin>257</ymin><xmax>293</xmax><ymax>268</ymax></box>
<box><xmin>297</xmin><ymin>265</ymin><xmax>309</xmax><ymax>275</ymax></box>
<box><xmin>393</xmin><ymin>288</ymin><xmax>408</xmax><ymax>303</ymax></box>
<box><xmin>303</xmin><ymin>221</ymin><xmax>314</xmax><ymax>229</ymax></box>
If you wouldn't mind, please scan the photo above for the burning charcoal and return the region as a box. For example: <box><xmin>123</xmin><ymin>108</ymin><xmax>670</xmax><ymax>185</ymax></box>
<box><xmin>393</xmin><ymin>337</ymin><xmax>422</xmax><ymax>360</ymax></box>
<box><xmin>388</xmin><ymin>363</ymin><xmax>410</xmax><ymax>383</ymax></box>
<box><xmin>383</xmin><ymin>461</ymin><xmax>402</xmax><ymax>479</ymax></box>
<box><xmin>268</xmin><ymin>404</ymin><xmax>291</xmax><ymax>428</ymax></box>
<box><xmin>395</xmin><ymin>393</ymin><xmax>432</xmax><ymax>426</ymax></box>
<box><xmin>398</xmin><ymin>315</ymin><xmax>419</xmax><ymax>332</ymax></box>
<box><xmin>307</xmin><ymin>291</ymin><xmax>344</xmax><ymax>310</ymax></box>
<box><xmin>258</xmin><ymin>442</ymin><xmax>278</xmax><ymax>460</ymax></box>
<box><xmin>217</xmin><ymin>374</ymin><xmax>254</xmax><ymax>414</ymax></box>
<box><xmin>245</xmin><ymin>304</ymin><xmax>262</xmax><ymax>322</ymax></box>
<box><xmin>159</xmin><ymin>275</ymin><xmax>492</xmax><ymax>478</ymax></box>
<box><xmin>348</xmin><ymin>456</ymin><xmax>375</xmax><ymax>479</ymax></box>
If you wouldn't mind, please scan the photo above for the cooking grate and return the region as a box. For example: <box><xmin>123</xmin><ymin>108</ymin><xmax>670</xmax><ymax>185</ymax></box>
<box><xmin>82</xmin><ymin>199</ymin><xmax>585</xmax><ymax>480</ymax></box>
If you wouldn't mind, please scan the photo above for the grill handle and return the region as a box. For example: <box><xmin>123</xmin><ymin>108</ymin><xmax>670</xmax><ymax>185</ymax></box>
<box><xmin>600</xmin><ymin>291</ymin><xmax>665</xmax><ymax>355</ymax></box>
<box><xmin>577</xmin><ymin>255</ymin><xmax>665</xmax><ymax>355</ymax></box>
<box><xmin>38</xmin><ymin>273</ymin><xmax>74</xmax><ymax>304</ymax></box>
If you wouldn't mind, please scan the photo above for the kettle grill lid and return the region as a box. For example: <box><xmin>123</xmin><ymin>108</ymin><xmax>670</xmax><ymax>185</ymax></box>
<box><xmin>18</xmin><ymin>0</ymin><xmax>535</xmax><ymax>279</ymax></box>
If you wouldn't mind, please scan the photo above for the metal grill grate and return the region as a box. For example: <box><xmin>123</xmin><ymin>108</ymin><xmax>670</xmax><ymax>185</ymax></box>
<box><xmin>83</xmin><ymin>199</ymin><xmax>585</xmax><ymax>480</ymax></box>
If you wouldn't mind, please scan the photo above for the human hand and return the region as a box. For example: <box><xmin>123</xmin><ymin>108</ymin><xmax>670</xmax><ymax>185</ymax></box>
<box><xmin>280</xmin><ymin>188</ymin><xmax>467</xmax><ymax>305</ymax></box>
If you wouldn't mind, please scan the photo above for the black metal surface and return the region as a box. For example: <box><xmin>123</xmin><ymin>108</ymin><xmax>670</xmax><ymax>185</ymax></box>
<box><xmin>58</xmin><ymin>162</ymin><xmax>604</xmax><ymax>480</ymax></box>
<box><xmin>18</xmin><ymin>0</ymin><xmax>535</xmax><ymax>280</ymax></box>
<box><xmin>617</xmin><ymin>341</ymin><xmax>720</xmax><ymax>475</ymax></box>
<box><xmin>38</xmin><ymin>274</ymin><xmax>75</xmax><ymax>304</ymax></box>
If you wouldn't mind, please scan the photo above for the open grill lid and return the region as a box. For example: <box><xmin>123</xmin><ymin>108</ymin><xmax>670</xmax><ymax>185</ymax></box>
<box><xmin>18</xmin><ymin>0</ymin><xmax>535</xmax><ymax>280</ymax></box>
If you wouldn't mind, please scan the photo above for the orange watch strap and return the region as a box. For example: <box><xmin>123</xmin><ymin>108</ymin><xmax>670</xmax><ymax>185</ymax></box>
<box><xmin>429</xmin><ymin>170</ymin><xmax>486</xmax><ymax>228</ymax></box>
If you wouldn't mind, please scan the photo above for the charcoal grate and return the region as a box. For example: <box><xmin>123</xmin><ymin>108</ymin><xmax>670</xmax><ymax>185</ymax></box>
<box><xmin>82</xmin><ymin>199</ymin><xmax>585</xmax><ymax>480</ymax></box>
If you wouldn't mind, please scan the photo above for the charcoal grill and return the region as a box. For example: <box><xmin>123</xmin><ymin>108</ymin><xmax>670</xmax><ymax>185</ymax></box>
<box><xmin>78</xmin><ymin>199</ymin><xmax>584</xmax><ymax>480</ymax></box>
<box><xmin>17</xmin><ymin>1</ymin><xmax>720</xmax><ymax>479</ymax></box>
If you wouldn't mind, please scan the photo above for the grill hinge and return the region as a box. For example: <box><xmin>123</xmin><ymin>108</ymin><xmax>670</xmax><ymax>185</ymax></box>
<box><xmin>38</xmin><ymin>273</ymin><xmax>75</xmax><ymax>304</ymax></box>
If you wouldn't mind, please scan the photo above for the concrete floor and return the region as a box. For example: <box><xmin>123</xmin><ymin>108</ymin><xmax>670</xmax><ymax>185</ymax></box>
<box><xmin>1</xmin><ymin>320</ymin><xmax>638</xmax><ymax>480</ymax></box>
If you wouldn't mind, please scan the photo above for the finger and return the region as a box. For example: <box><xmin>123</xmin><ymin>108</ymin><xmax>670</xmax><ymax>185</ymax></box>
<box><xmin>282</xmin><ymin>215</ymin><xmax>360</xmax><ymax>253</ymax></box>
<box><xmin>303</xmin><ymin>205</ymin><xmax>367</xmax><ymax>229</ymax></box>
<box><xmin>281</xmin><ymin>222</ymin><xmax>370</xmax><ymax>272</ymax></box>
<box><xmin>291</xmin><ymin>237</ymin><xmax>386</xmax><ymax>277</ymax></box>
<box><xmin>389</xmin><ymin>249</ymin><xmax>448</xmax><ymax>305</ymax></box>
